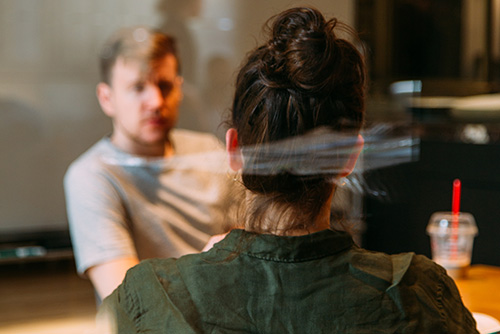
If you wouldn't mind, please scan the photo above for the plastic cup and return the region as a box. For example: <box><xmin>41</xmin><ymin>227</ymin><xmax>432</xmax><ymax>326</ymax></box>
<box><xmin>426</xmin><ymin>212</ymin><xmax>478</xmax><ymax>279</ymax></box>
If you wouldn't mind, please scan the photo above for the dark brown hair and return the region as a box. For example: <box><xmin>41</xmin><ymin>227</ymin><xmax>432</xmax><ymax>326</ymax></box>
<box><xmin>230</xmin><ymin>7</ymin><xmax>366</xmax><ymax>233</ymax></box>
<box><xmin>99</xmin><ymin>26</ymin><xmax>179</xmax><ymax>85</ymax></box>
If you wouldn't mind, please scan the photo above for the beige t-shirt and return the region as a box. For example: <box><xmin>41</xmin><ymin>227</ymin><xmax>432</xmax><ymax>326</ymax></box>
<box><xmin>64</xmin><ymin>129</ymin><xmax>239</xmax><ymax>275</ymax></box>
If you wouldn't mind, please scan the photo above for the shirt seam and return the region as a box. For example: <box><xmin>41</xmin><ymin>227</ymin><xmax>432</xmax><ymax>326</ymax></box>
<box><xmin>436</xmin><ymin>271</ymin><xmax>448</xmax><ymax>334</ymax></box>
<box><xmin>241</xmin><ymin>246</ymin><xmax>352</xmax><ymax>263</ymax></box>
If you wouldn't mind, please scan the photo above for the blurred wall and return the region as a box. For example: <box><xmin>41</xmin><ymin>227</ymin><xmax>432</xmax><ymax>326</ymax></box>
<box><xmin>0</xmin><ymin>0</ymin><xmax>354</xmax><ymax>234</ymax></box>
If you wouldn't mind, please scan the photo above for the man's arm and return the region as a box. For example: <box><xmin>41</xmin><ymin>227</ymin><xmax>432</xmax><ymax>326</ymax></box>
<box><xmin>87</xmin><ymin>256</ymin><xmax>140</xmax><ymax>300</ymax></box>
<box><xmin>64</xmin><ymin>159</ymin><xmax>139</xmax><ymax>300</ymax></box>
<box><xmin>201</xmin><ymin>233</ymin><xmax>229</xmax><ymax>252</ymax></box>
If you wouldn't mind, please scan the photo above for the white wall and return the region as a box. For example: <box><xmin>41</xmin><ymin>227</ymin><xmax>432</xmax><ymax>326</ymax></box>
<box><xmin>0</xmin><ymin>0</ymin><xmax>354</xmax><ymax>233</ymax></box>
<box><xmin>0</xmin><ymin>0</ymin><xmax>161</xmax><ymax>233</ymax></box>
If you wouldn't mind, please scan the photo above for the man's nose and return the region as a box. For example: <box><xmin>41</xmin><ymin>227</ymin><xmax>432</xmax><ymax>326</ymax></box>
<box><xmin>144</xmin><ymin>84</ymin><xmax>165</xmax><ymax>108</ymax></box>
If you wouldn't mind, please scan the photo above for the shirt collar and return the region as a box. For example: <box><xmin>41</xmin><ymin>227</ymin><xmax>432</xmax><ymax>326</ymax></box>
<box><xmin>213</xmin><ymin>228</ymin><xmax>354</xmax><ymax>262</ymax></box>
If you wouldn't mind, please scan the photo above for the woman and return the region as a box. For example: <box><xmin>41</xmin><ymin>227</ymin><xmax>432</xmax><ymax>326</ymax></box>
<box><xmin>97</xmin><ymin>7</ymin><xmax>478</xmax><ymax>333</ymax></box>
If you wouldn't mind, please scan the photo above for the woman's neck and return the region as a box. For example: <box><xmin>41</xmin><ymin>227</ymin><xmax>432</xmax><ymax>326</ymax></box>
<box><xmin>243</xmin><ymin>190</ymin><xmax>334</xmax><ymax>236</ymax></box>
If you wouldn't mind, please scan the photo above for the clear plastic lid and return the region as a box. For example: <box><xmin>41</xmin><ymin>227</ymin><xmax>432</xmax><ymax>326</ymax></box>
<box><xmin>426</xmin><ymin>211</ymin><xmax>478</xmax><ymax>236</ymax></box>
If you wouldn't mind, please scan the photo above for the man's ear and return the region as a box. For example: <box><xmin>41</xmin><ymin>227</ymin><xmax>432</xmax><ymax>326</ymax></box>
<box><xmin>340</xmin><ymin>134</ymin><xmax>364</xmax><ymax>177</ymax></box>
<box><xmin>176</xmin><ymin>76</ymin><xmax>184</xmax><ymax>102</ymax></box>
<box><xmin>96</xmin><ymin>83</ymin><xmax>115</xmax><ymax>117</ymax></box>
<box><xmin>226</xmin><ymin>128</ymin><xmax>243</xmax><ymax>171</ymax></box>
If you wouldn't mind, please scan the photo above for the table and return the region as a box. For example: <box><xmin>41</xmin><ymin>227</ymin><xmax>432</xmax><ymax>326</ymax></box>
<box><xmin>454</xmin><ymin>265</ymin><xmax>500</xmax><ymax>321</ymax></box>
<box><xmin>0</xmin><ymin>260</ymin><xmax>97</xmax><ymax>334</ymax></box>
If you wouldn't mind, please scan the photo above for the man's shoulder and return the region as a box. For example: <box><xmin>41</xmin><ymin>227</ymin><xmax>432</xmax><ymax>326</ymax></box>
<box><xmin>65</xmin><ymin>137</ymin><xmax>112</xmax><ymax>180</ymax></box>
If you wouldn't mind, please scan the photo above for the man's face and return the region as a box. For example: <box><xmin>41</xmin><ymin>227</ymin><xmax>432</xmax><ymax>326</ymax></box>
<box><xmin>98</xmin><ymin>54</ymin><xmax>182</xmax><ymax>155</ymax></box>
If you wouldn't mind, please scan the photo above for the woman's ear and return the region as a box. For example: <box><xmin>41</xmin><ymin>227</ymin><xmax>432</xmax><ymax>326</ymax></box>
<box><xmin>226</xmin><ymin>128</ymin><xmax>243</xmax><ymax>171</ymax></box>
<box><xmin>96</xmin><ymin>83</ymin><xmax>115</xmax><ymax>117</ymax></box>
<box><xmin>340</xmin><ymin>134</ymin><xmax>364</xmax><ymax>177</ymax></box>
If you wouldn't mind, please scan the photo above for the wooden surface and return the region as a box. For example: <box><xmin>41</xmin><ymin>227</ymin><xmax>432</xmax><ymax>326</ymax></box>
<box><xmin>454</xmin><ymin>265</ymin><xmax>500</xmax><ymax>321</ymax></box>
<box><xmin>0</xmin><ymin>260</ymin><xmax>97</xmax><ymax>334</ymax></box>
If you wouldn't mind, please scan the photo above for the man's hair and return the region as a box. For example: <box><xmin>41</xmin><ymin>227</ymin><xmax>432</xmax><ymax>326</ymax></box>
<box><xmin>99</xmin><ymin>26</ymin><xmax>179</xmax><ymax>85</ymax></box>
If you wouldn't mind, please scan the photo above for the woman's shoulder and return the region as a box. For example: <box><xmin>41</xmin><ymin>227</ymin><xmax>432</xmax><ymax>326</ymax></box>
<box><xmin>369</xmin><ymin>251</ymin><xmax>478</xmax><ymax>332</ymax></box>
<box><xmin>124</xmin><ymin>256</ymin><xmax>210</xmax><ymax>292</ymax></box>
<box><xmin>125</xmin><ymin>258</ymin><xmax>181</xmax><ymax>286</ymax></box>
<box><xmin>99</xmin><ymin>257</ymin><xmax>203</xmax><ymax>333</ymax></box>
<box><xmin>111</xmin><ymin>258</ymin><xmax>195</xmax><ymax>313</ymax></box>
<box><xmin>348</xmin><ymin>248</ymin><xmax>451</xmax><ymax>300</ymax></box>
<box><xmin>351</xmin><ymin>247</ymin><xmax>443</xmax><ymax>279</ymax></box>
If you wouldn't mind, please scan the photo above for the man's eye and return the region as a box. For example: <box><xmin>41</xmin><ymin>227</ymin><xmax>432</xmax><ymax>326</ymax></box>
<box><xmin>158</xmin><ymin>81</ymin><xmax>174</xmax><ymax>95</ymax></box>
<box><xmin>134</xmin><ymin>83</ymin><xmax>146</xmax><ymax>92</ymax></box>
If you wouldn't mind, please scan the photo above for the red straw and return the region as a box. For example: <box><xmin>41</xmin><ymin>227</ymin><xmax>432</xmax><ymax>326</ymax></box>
<box><xmin>452</xmin><ymin>179</ymin><xmax>461</xmax><ymax>215</ymax></box>
<box><xmin>451</xmin><ymin>179</ymin><xmax>461</xmax><ymax>258</ymax></box>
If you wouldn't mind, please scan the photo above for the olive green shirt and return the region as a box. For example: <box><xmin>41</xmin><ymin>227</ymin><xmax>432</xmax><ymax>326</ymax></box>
<box><xmin>98</xmin><ymin>229</ymin><xmax>478</xmax><ymax>333</ymax></box>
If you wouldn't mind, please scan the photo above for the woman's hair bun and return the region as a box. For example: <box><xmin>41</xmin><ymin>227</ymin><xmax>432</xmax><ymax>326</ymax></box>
<box><xmin>260</xmin><ymin>7</ymin><xmax>339</xmax><ymax>94</ymax></box>
<box><xmin>229</xmin><ymin>7</ymin><xmax>366</xmax><ymax>230</ymax></box>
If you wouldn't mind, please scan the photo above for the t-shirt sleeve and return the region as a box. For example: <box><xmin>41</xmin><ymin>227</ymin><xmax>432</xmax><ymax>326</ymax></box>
<box><xmin>64</xmin><ymin>161</ymin><xmax>137</xmax><ymax>275</ymax></box>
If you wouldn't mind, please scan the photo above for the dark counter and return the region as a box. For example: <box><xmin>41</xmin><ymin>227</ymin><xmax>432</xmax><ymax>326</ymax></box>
<box><xmin>363</xmin><ymin>119</ymin><xmax>500</xmax><ymax>266</ymax></box>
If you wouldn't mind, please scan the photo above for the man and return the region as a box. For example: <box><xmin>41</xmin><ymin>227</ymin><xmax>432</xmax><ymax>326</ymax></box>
<box><xmin>64</xmin><ymin>26</ymin><xmax>236</xmax><ymax>300</ymax></box>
